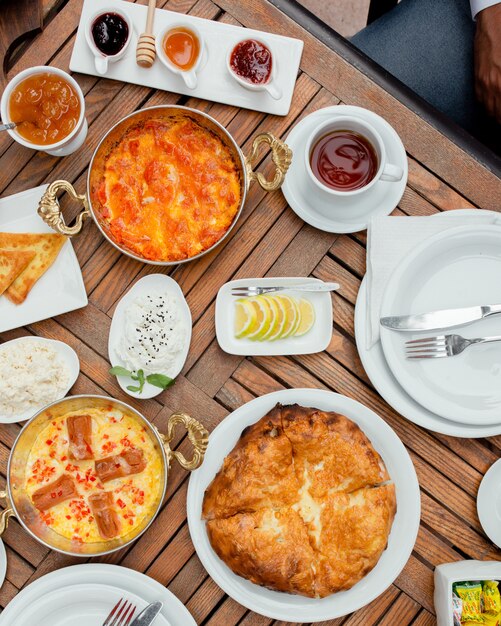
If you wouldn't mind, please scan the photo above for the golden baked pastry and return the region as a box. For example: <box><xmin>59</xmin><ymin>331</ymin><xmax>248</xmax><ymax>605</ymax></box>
<box><xmin>203</xmin><ymin>403</ymin><xmax>396</xmax><ymax>598</ymax></box>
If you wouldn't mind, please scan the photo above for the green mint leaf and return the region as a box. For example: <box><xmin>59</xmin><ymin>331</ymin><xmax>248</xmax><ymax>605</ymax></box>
<box><xmin>109</xmin><ymin>366</ymin><xmax>132</xmax><ymax>377</ymax></box>
<box><xmin>146</xmin><ymin>373</ymin><xmax>176</xmax><ymax>390</ymax></box>
<box><xmin>126</xmin><ymin>385</ymin><xmax>141</xmax><ymax>392</ymax></box>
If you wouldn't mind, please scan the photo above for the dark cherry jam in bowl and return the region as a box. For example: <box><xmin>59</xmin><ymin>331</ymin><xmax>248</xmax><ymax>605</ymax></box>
<box><xmin>309</xmin><ymin>130</ymin><xmax>378</xmax><ymax>192</ymax></box>
<box><xmin>91</xmin><ymin>12</ymin><xmax>129</xmax><ymax>56</ymax></box>
<box><xmin>229</xmin><ymin>39</ymin><xmax>273</xmax><ymax>85</ymax></box>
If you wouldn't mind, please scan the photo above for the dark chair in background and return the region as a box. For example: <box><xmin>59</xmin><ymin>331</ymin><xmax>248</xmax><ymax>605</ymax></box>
<box><xmin>367</xmin><ymin>0</ymin><xmax>399</xmax><ymax>24</ymax></box>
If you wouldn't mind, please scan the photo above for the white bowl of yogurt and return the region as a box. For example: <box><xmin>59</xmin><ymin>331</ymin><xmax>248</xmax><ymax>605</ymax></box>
<box><xmin>108</xmin><ymin>274</ymin><xmax>192</xmax><ymax>399</ymax></box>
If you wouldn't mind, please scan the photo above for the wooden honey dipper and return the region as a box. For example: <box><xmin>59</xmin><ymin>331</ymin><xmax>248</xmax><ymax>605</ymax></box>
<box><xmin>136</xmin><ymin>0</ymin><xmax>157</xmax><ymax>67</ymax></box>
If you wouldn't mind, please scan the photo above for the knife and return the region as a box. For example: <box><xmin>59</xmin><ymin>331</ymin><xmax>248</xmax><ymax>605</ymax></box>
<box><xmin>380</xmin><ymin>304</ymin><xmax>501</xmax><ymax>332</ymax></box>
<box><xmin>130</xmin><ymin>602</ymin><xmax>164</xmax><ymax>626</ymax></box>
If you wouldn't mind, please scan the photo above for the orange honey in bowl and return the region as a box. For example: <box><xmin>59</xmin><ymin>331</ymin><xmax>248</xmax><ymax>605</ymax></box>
<box><xmin>9</xmin><ymin>72</ymin><xmax>81</xmax><ymax>146</ymax></box>
<box><xmin>163</xmin><ymin>27</ymin><xmax>200</xmax><ymax>70</ymax></box>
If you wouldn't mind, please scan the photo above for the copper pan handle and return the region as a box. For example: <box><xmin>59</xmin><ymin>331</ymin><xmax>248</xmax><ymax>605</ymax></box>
<box><xmin>38</xmin><ymin>180</ymin><xmax>90</xmax><ymax>237</ymax></box>
<box><xmin>245</xmin><ymin>132</ymin><xmax>292</xmax><ymax>192</ymax></box>
<box><xmin>0</xmin><ymin>489</ymin><xmax>15</xmax><ymax>536</ymax></box>
<box><xmin>158</xmin><ymin>412</ymin><xmax>209</xmax><ymax>471</ymax></box>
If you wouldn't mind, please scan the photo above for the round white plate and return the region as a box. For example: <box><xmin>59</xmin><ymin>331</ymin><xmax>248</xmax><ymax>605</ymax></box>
<box><xmin>355</xmin><ymin>278</ymin><xmax>501</xmax><ymax>437</ymax></box>
<box><xmin>0</xmin><ymin>563</ymin><xmax>196</xmax><ymax>625</ymax></box>
<box><xmin>187</xmin><ymin>388</ymin><xmax>420</xmax><ymax>623</ymax></box>
<box><xmin>380</xmin><ymin>224</ymin><xmax>501</xmax><ymax>425</ymax></box>
<box><xmin>477</xmin><ymin>458</ymin><xmax>501</xmax><ymax>549</ymax></box>
<box><xmin>11</xmin><ymin>583</ymin><xmax>169</xmax><ymax>626</ymax></box>
<box><xmin>0</xmin><ymin>336</ymin><xmax>80</xmax><ymax>424</ymax></box>
<box><xmin>215</xmin><ymin>277</ymin><xmax>333</xmax><ymax>356</ymax></box>
<box><xmin>282</xmin><ymin>105</ymin><xmax>408</xmax><ymax>233</ymax></box>
<box><xmin>108</xmin><ymin>273</ymin><xmax>192</xmax><ymax>399</ymax></box>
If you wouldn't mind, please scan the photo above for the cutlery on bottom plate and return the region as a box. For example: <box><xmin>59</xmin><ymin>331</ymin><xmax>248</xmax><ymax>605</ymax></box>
<box><xmin>231</xmin><ymin>282</ymin><xmax>340</xmax><ymax>297</ymax></box>
<box><xmin>103</xmin><ymin>598</ymin><xmax>137</xmax><ymax>626</ymax></box>
<box><xmin>405</xmin><ymin>334</ymin><xmax>501</xmax><ymax>359</ymax></box>
<box><xmin>381</xmin><ymin>303</ymin><xmax>501</xmax><ymax>332</ymax></box>
<box><xmin>130</xmin><ymin>601</ymin><xmax>164</xmax><ymax>626</ymax></box>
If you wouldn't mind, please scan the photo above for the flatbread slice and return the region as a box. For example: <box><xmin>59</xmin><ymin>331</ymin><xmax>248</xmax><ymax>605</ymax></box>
<box><xmin>0</xmin><ymin>232</ymin><xmax>67</xmax><ymax>304</ymax></box>
<box><xmin>0</xmin><ymin>249</ymin><xmax>35</xmax><ymax>296</ymax></box>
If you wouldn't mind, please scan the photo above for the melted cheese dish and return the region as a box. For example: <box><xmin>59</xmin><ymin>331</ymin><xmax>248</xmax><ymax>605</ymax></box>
<box><xmin>25</xmin><ymin>407</ymin><xmax>163</xmax><ymax>544</ymax></box>
<box><xmin>90</xmin><ymin>115</ymin><xmax>242</xmax><ymax>263</ymax></box>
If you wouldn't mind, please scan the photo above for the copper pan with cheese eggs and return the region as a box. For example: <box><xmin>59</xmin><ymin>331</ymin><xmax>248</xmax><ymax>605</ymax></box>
<box><xmin>36</xmin><ymin>105</ymin><xmax>293</xmax><ymax>266</ymax></box>
<box><xmin>0</xmin><ymin>395</ymin><xmax>208</xmax><ymax>556</ymax></box>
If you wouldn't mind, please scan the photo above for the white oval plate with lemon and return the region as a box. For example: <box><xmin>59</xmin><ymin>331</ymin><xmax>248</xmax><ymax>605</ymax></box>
<box><xmin>215</xmin><ymin>277</ymin><xmax>333</xmax><ymax>356</ymax></box>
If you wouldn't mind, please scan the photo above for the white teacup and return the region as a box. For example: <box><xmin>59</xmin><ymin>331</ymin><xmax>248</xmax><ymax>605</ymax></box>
<box><xmin>85</xmin><ymin>8</ymin><xmax>133</xmax><ymax>76</ymax></box>
<box><xmin>304</xmin><ymin>115</ymin><xmax>403</xmax><ymax>197</ymax></box>
<box><xmin>226</xmin><ymin>38</ymin><xmax>282</xmax><ymax>100</ymax></box>
<box><xmin>0</xmin><ymin>66</ymin><xmax>88</xmax><ymax>157</ymax></box>
<box><xmin>156</xmin><ymin>24</ymin><xmax>205</xmax><ymax>90</ymax></box>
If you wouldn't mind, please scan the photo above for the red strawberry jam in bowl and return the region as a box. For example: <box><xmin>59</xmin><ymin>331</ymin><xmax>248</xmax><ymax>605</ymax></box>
<box><xmin>227</xmin><ymin>38</ymin><xmax>282</xmax><ymax>100</ymax></box>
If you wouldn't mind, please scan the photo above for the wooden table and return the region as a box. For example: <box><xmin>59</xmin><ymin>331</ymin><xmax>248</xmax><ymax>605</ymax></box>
<box><xmin>1</xmin><ymin>1</ymin><xmax>501</xmax><ymax>624</ymax></box>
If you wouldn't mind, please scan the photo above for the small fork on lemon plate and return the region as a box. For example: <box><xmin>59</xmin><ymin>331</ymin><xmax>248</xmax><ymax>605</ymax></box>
<box><xmin>102</xmin><ymin>598</ymin><xmax>136</xmax><ymax>626</ymax></box>
<box><xmin>405</xmin><ymin>333</ymin><xmax>501</xmax><ymax>359</ymax></box>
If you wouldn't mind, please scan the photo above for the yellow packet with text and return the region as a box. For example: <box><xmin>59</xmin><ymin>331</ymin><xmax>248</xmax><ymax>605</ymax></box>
<box><xmin>483</xmin><ymin>581</ymin><xmax>501</xmax><ymax>616</ymax></box>
<box><xmin>455</xmin><ymin>582</ymin><xmax>483</xmax><ymax>623</ymax></box>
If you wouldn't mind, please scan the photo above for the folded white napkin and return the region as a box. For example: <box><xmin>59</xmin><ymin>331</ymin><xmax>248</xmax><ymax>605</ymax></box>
<box><xmin>366</xmin><ymin>212</ymin><xmax>501</xmax><ymax>349</ymax></box>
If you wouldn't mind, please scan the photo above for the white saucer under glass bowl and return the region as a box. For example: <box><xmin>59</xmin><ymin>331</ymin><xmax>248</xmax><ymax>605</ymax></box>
<box><xmin>380</xmin><ymin>223</ymin><xmax>501</xmax><ymax>426</ymax></box>
<box><xmin>187</xmin><ymin>388</ymin><xmax>420</xmax><ymax>623</ymax></box>
<box><xmin>282</xmin><ymin>105</ymin><xmax>408</xmax><ymax>233</ymax></box>
<box><xmin>477</xmin><ymin>458</ymin><xmax>501</xmax><ymax>549</ymax></box>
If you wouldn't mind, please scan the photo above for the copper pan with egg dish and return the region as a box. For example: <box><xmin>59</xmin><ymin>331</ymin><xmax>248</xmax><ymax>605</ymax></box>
<box><xmin>0</xmin><ymin>394</ymin><xmax>208</xmax><ymax>557</ymax></box>
<box><xmin>37</xmin><ymin>105</ymin><xmax>292</xmax><ymax>265</ymax></box>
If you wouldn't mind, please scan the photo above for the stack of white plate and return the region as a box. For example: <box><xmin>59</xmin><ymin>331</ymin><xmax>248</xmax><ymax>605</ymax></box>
<box><xmin>0</xmin><ymin>564</ymin><xmax>196</xmax><ymax>625</ymax></box>
<box><xmin>355</xmin><ymin>209</ymin><xmax>501</xmax><ymax>438</ymax></box>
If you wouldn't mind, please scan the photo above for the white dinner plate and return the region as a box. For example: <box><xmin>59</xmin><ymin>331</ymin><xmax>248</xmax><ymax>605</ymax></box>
<box><xmin>380</xmin><ymin>224</ymin><xmax>501</xmax><ymax>425</ymax></box>
<box><xmin>11</xmin><ymin>583</ymin><xmax>169</xmax><ymax>626</ymax></box>
<box><xmin>0</xmin><ymin>563</ymin><xmax>196</xmax><ymax>625</ymax></box>
<box><xmin>0</xmin><ymin>336</ymin><xmax>80</xmax><ymax>423</ymax></box>
<box><xmin>0</xmin><ymin>185</ymin><xmax>88</xmax><ymax>333</ymax></box>
<box><xmin>109</xmin><ymin>273</ymin><xmax>192</xmax><ymax>400</ymax></box>
<box><xmin>215</xmin><ymin>277</ymin><xmax>333</xmax><ymax>356</ymax></box>
<box><xmin>282</xmin><ymin>106</ymin><xmax>408</xmax><ymax>233</ymax></box>
<box><xmin>187</xmin><ymin>388</ymin><xmax>420</xmax><ymax>623</ymax></box>
<box><xmin>477</xmin><ymin>458</ymin><xmax>501</xmax><ymax>549</ymax></box>
<box><xmin>355</xmin><ymin>278</ymin><xmax>501</xmax><ymax>437</ymax></box>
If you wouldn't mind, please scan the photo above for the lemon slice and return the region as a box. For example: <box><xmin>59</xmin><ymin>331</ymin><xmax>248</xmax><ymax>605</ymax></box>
<box><xmin>259</xmin><ymin>295</ymin><xmax>281</xmax><ymax>341</ymax></box>
<box><xmin>246</xmin><ymin>297</ymin><xmax>273</xmax><ymax>340</ymax></box>
<box><xmin>273</xmin><ymin>295</ymin><xmax>299</xmax><ymax>339</ymax></box>
<box><xmin>294</xmin><ymin>298</ymin><xmax>315</xmax><ymax>336</ymax></box>
<box><xmin>234</xmin><ymin>299</ymin><xmax>258</xmax><ymax>338</ymax></box>
<box><xmin>265</xmin><ymin>295</ymin><xmax>287</xmax><ymax>341</ymax></box>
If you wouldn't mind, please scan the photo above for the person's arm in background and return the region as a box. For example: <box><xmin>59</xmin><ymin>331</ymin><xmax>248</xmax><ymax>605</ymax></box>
<box><xmin>471</xmin><ymin>0</ymin><xmax>501</xmax><ymax>122</ymax></box>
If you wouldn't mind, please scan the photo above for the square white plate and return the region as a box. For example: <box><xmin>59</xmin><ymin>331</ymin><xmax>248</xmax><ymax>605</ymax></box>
<box><xmin>70</xmin><ymin>0</ymin><xmax>303</xmax><ymax>116</ymax></box>
<box><xmin>0</xmin><ymin>185</ymin><xmax>88</xmax><ymax>333</ymax></box>
<box><xmin>215</xmin><ymin>277</ymin><xmax>333</xmax><ymax>356</ymax></box>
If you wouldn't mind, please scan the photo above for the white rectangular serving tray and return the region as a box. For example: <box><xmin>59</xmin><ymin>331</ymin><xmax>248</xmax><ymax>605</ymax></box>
<box><xmin>0</xmin><ymin>185</ymin><xmax>88</xmax><ymax>333</ymax></box>
<box><xmin>70</xmin><ymin>0</ymin><xmax>304</xmax><ymax>116</ymax></box>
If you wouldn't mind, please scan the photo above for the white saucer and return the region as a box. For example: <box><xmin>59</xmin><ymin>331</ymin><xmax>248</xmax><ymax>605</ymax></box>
<box><xmin>380</xmin><ymin>224</ymin><xmax>501</xmax><ymax>426</ymax></box>
<box><xmin>477</xmin><ymin>458</ymin><xmax>501</xmax><ymax>549</ymax></box>
<box><xmin>0</xmin><ymin>540</ymin><xmax>6</xmax><ymax>590</ymax></box>
<box><xmin>0</xmin><ymin>336</ymin><xmax>80</xmax><ymax>424</ymax></box>
<box><xmin>282</xmin><ymin>106</ymin><xmax>408</xmax><ymax>233</ymax></box>
<box><xmin>108</xmin><ymin>274</ymin><xmax>192</xmax><ymax>400</ymax></box>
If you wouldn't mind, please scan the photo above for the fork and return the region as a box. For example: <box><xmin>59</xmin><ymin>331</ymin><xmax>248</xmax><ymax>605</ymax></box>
<box><xmin>405</xmin><ymin>334</ymin><xmax>501</xmax><ymax>359</ymax></box>
<box><xmin>231</xmin><ymin>282</ymin><xmax>340</xmax><ymax>297</ymax></box>
<box><xmin>103</xmin><ymin>598</ymin><xmax>137</xmax><ymax>626</ymax></box>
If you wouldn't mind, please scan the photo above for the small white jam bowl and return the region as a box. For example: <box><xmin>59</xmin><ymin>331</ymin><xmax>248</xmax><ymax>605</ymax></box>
<box><xmin>156</xmin><ymin>23</ymin><xmax>205</xmax><ymax>90</ymax></box>
<box><xmin>226</xmin><ymin>38</ymin><xmax>282</xmax><ymax>100</ymax></box>
<box><xmin>304</xmin><ymin>115</ymin><xmax>403</xmax><ymax>198</ymax></box>
<box><xmin>84</xmin><ymin>7</ymin><xmax>133</xmax><ymax>75</ymax></box>
<box><xmin>0</xmin><ymin>66</ymin><xmax>87</xmax><ymax>157</ymax></box>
